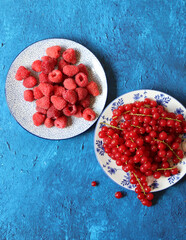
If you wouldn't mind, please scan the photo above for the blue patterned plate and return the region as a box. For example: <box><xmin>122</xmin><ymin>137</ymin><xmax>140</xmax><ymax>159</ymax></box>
<box><xmin>94</xmin><ymin>90</ymin><xmax>186</xmax><ymax>192</ymax></box>
<box><xmin>5</xmin><ymin>38</ymin><xmax>107</xmax><ymax>139</ymax></box>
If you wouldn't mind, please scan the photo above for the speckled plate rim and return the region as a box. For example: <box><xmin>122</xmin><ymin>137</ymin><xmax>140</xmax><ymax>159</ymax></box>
<box><xmin>5</xmin><ymin>38</ymin><xmax>108</xmax><ymax>140</ymax></box>
<box><xmin>94</xmin><ymin>89</ymin><xmax>186</xmax><ymax>192</ymax></box>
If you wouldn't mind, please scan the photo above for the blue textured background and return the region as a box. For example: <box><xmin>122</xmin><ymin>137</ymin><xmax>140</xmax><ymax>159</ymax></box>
<box><xmin>0</xmin><ymin>0</ymin><xmax>186</xmax><ymax>239</ymax></box>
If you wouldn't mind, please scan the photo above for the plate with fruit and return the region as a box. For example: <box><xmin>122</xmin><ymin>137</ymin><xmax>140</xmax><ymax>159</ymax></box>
<box><xmin>5</xmin><ymin>38</ymin><xmax>107</xmax><ymax>139</ymax></box>
<box><xmin>94</xmin><ymin>90</ymin><xmax>186</xmax><ymax>206</ymax></box>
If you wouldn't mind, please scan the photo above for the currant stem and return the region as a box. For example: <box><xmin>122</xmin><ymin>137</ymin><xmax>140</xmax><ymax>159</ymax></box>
<box><xmin>100</xmin><ymin>122</ymin><xmax>123</xmax><ymax>131</ymax></box>
<box><xmin>128</xmin><ymin>113</ymin><xmax>182</xmax><ymax>122</ymax></box>
<box><xmin>133</xmin><ymin>172</ymin><xmax>146</xmax><ymax>195</ymax></box>
<box><xmin>157</xmin><ymin>166</ymin><xmax>177</xmax><ymax>171</ymax></box>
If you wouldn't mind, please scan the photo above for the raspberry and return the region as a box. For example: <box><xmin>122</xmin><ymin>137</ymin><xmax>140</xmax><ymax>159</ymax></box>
<box><xmin>75</xmin><ymin>87</ymin><xmax>88</xmax><ymax>101</ymax></box>
<box><xmin>39</xmin><ymin>72</ymin><xmax>49</xmax><ymax>83</ymax></box>
<box><xmin>33</xmin><ymin>87</ymin><xmax>44</xmax><ymax>99</ymax></box>
<box><xmin>41</xmin><ymin>56</ymin><xmax>56</xmax><ymax>74</ymax></box>
<box><xmin>78</xmin><ymin>64</ymin><xmax>88</xmax><ymax>76</ymax></box>
<box><xmin>53</xmin><ymin>85</ymin><xmax>66</xmax><ymax>97</ymax></box>
<box><xmin>58</xmin><ymin>59</ymin><xmax>68</xmax><ymax>72</ymax></box>
<box><xmin>24</xmin><ymin>90</ymin><xmax>34</xmax><ymax>102</ymax></box>
<box><xmin>83</xmin><ymin>108</ymin><xmax>96</xmax><ymax>121</ymax></box>
<box><xmin>44</xmin><ymin>118</ymin><xmax>54</xmax><ymax>128</ymax></box>
<box><xmin>80</xmin><ymin>94</ymin><xmax>90</xmax><ymax>108</ymax></box>
<box><xmin>63</xmin><ymin>104</ymin><xmax>77</xmax><ymax>116</ymax></box>
<box><xmin>86</xmin><ymin>81</ymin><xmax>100</xmax><ymax>96</ymax></box>
<box><xmin>75</xmin><ymin>72</ymin><xmax>88</xmax><ymax>87</ymax></box>
<box><xmin>39</xmin><ymin>83</ymin><xmax>54</xmax><ymax>96</ymax></box>
<box><xmin>48</xmin><ymin>69</ymin><xmax>63</xmax><ymax>83</ymax></box>
<box><xmin>63</xmin><ymin>78</ymin><xmax>77</xmax><ymax>90</ymax></box>
<box><xmin>46</xmin><ymin>45</ymin><xmax>61</xmax><ymax>59</ymax></box>
<box><xmin>63</xmin><ymin>90</ymin><xmax>78</xmax><ymax>104</ymax></box>
<box><xmin>51</xmin><ymin>95</ymin><xmax>67</xmax><ymax>110</ymax></box>
<box><xmin>54</xmin><ymin>116</ymin><xmax>68</xmax><ymax>128</ymax></box>
<box><xmin>47</xmin><ymin>105</ymin><xmax>61</xmax><ymax>119</ymax></box>
<box><xmin>33</xmin><ymin>112</ymin><xmax>46</xmax><ymax>126</ymax></box>
<box><xmin>31</xmin><ymin>60</ymin><xmax>42</xmax><ymax>72</ymax></box>
<box><xmin>63</xmin><ymin>65</ymin><xmax>79</xmax><ymax>77</ymax></box>
<box><xmin>36</xmin><ymin>96</ymin><xmax>50</xmax><ymax>109</ymax></box>
<box><xmin>36</xmin><ymin>106</ymin><xmax>47</xmax><ymax>115</ymax></box>
<box><xmin>62</xmin><ymin>48</ymin><xmax>76</xmax><ymax>64</ymax></box>
<box><xmin>23</xmin><ymin>76</ymin><xmax>37</xmax><ymax>88</ymax></box>
<box><xmin>15</xmin><ymin>66</ymin><xmax>30</xmax><ymax>80</ymax></box>
<box><xmin>73</xmin><ymin>105</ymin><xmax>84</xmax><ymax>118</ymax></box>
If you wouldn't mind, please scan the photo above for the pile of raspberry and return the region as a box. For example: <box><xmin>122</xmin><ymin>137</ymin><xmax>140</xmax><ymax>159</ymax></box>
<box><xmin>98</xmin><ymin>98</ymin><xmax>186</xmax><ymax>207</ymax></box>
<box><xmin>15</xmin><ymin>46</ymin><xmax>100</xmax><ymax>128</ymax></box>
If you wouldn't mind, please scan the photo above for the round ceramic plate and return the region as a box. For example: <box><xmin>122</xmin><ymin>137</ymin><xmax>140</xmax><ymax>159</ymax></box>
<box><xmin>6</xmin><ymin>38</ymin><xmax>107</xmax><ymax>139</ymax></box>
<box><xmin>94</xmin><ymin>89</ymin><xmax>186</xmax><ymax>192</ymax></box>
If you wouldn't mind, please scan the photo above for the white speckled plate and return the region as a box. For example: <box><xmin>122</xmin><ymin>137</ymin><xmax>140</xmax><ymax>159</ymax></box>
<box><xmin>5</xmin><ymin>38</ymin><xmax>107</xmax><ymax>139</ymax></box>
<box><xmin>94</xmin><ymin>90</ymin><xmax>186</xmax><ymax>192</ymax></box>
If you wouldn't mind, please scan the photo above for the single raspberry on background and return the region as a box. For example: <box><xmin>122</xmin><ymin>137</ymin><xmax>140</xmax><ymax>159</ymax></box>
<box><xmin>31</xmin><ymin>60</ymin><xmax>42</xmax><ymax>72</ymax></box>
<box><xmin>86</xmin><ymin>81</ymin><xmax>100</xmax><ymax>96</ymax></box>
<box><xmin>15</xmin><ymin>66</ymin><xmax>31</xmax><ymax>80</ymax></box>
<box><xmin>83</xmin><ymin>108</ymin><xmax>96</xmax><ymax>121</ymax></box>
<box><xmin>46</xmin><ymin>45</ymin><xmax>61</xmax><ymax>59</ymax></box>
<box><xmin>51</xmin><ymin>95</ymin><xmax>67</xmax><ymax>110</ymax></box>
<box><xmin>63</xmin><ymin>65</ymin><xmax>79</xmax><ymax>77</ymax></box>
<box><xmin>48</xmin><ymin>69</ymin><xmax>63</xmax><ymax>83</ymax></box>
<box><xmin>78</xmin><ymin>64</ymin><xmax>88</xmax><ymax>76</ymax></box>
<box><xmin>58</xmin><ymin>59</ymin><xmax>68</xmax><ymax>72</ymax></box>
<box><xmin>47</xmin><ymin>105</ymin><xmax>61</xmax><ymax>119</ymax></box>
<box><xmin>38</xmin><ymin>83</ymin><xmax>54</xmax><ymax>96</ymax></box>
<box><xmin>36</xmin><ymin>96</ymin><xmax>50</xmax><ymax>110</ymax></box>
<box><xmin>41</xmin><ymin>56</ymin><xmax>56</xmax><ymax>74</ymax></box>
<box><xmin>63</xmin><ymin>78</ymin><xmax>77</xmax><ymax>90</ymax></box>
<box><xmin>33</xmin><ymin>87</ymin><xmax>44</xmax><ymax>99</ymax></box>
<box><xmin>23</xmin><ymin>76</ymin><xmax>37</xmax><ymax>88</ymax></box>
<box><xmin>53</xmin><ymin>85</ymin><xmax>66</xmax><ymax>97</ymax></box>
<box><xmin>24</xmin><ymin>90</ymin><xmax>34</xmax><ymax>102</ymax></box>
<box><xmin>44</xmin><ymin>118</ymin><xmax>54</xmax><ymax>128</ymax></box>
<box><xmin>36</xmin><ymin>106</ymin><xmax>47</xmax><ymax>115</ymax></box>
<box><xmin>63</xmin><ymin>104</ymin><xmax>77</xmax><ymax>116</ymax></box>
<box><xmin>75</xmin><ymin>72</ymin><xmax>88</xmax><ymax>87</ymax></box>
<box><xmin>80</xmin><ymin>94</ymin><xmax>90</xmax><ymax>108</ymax></box>
<box><xmin>63</xmin><ymin>90</ymin><xmax>78</xmax><ymax>105</ymax></box>
<box><xmin>33</xmin><ymin>112</ymin><xmax>46</xmax><ymax>126</ymax></box>
<box><xmin>62</xmin><ymin>48</ymin><xmax>77</xmax><ymax>64</ymax></box>
<box><xmin>75</xmin><ymin>87</ymin><xmax>88</xmax><ymax>101</ymax></box>
<box><xmin>54</xmin><ymin>116</ymin><xmax>68</xmax><ymax>128</ymax></box>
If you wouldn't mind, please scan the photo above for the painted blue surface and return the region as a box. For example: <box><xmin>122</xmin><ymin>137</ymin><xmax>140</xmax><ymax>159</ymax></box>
<box><xmin>0</xmin><ymin>0</ymin><xmax>185</xmax><ymax>239</ymax></box>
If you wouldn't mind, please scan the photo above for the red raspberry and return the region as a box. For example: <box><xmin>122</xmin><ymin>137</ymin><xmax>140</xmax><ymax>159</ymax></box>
<box><xmin>62</xmin><ymin>48</ymin><xmax>76</xmax><ymax>64</ymax></box>
<box><xmin>36</xmin><ymin>106</ymin><xmax>47</xmax><ymax>115</ymax></box>
<box><xmin>46</xmin><ymin>45</ymin><xmax>61</xmax><ymax>59</ymax></box>
<box><xmin>80</xmin><ymin>94</ymin><xmax>90</xmax><ymax>108</ymax></box>
<box><xmin>78</xmin><ymin>64</ymin><xmax>88</xmax><ymax>76</ymax></box>
<box><xmin>48</xmin><ymin>69</ymin><xmax>63</xmax><ymax>83</ymax></box>
<box><xmin>63</xmin><ymin>78</ymin><xmax>77</xmax><ymax>90</ymax></box>
<box><xmin>86</xmin><ymin>81</ymin><xmax>100</xmax><ymax>96</ymax></box>
<box><xmin>63</xmin><ymin>65</ymin><xmax>79</xmax><ymax>77</ymax></box>
<box><xmin>73</xmin><ymin>105</ymin><xmax>84</xmax><ymax>118</ymax></box>
<box><xmin>33</xmin><ymin>87</ymin><xmax>44</xmax><ymax>99</ymax></box>
<box><xmin>44</xmin><ymin>118</ymin><xmax>54</xmax><ymax>128</ymax></box>
<box><xmin>63</xmin><ymin>90</ymin><xmax>78</xmax><ymax>104</ymax></box>
<box><xmin>53</xmin><ymin>85</ymin><xmax>66</xmax><ymax>97</ymax></box>
<box><xmin>75</xmin><ymin>72</ymin><xmax>88</xmax><ymax>87</ymax></box>
<box><xmin>51</xmin><ymin>95</ymin><xmax>67</xmax><ymax>110</ymax></box>
<box><xmin>23</xmin><ymin>76</ymin><xmax>37</xmax><ymax>88</ymax></box>
<box><xmin>39</xmin><ymin>72</ymin><xmax>49</xmax><ymax>83</ymax></box>
<box><xmin>33</xmin><ymin>112</ymin><xmax>46</xmax><ymax>126</ymax></box>
<box><xmin>41</xmin><ymin>56</ymin><xmax>57</xmax><ymax>65</ymax></box>
<box><xmin>31</xmin><ymin>60</ymin><xmax>42</xmax><ymax>72</ymax></box>
<box><xmin>75</xmin><ymin>87</ymin><xmax>88</xmax><ymax>101</ymax></box>
<box><xmin>36</xmin><ymin>96</ymin><xmax>50</xmax><ymax>109</ymax></box>
<box><xmin>41</xmin><ymin>56</ymin><xmax>56</xmax><ymax>74</ymax></box>
<box><xmin>15</xmin><ymin>66</ymin><xmax>30</xmax><ymax>80</ymax></box>
<box><xmin>47</xmin><ymin>105</ymin><xmax>61</xmax><ymax>119</ymax></box>
<box><xmin>63</xmin><ymin>104</ymin><xmax>77</xmax><ymax>116</ymax></box>
<box><xmin>83</xmin><ymin>108</ymin><xmax>96</xmax><ymax>121</ymax></box>
<box><xmin>58</xmin><ymin>59</ymin><xmax>68</xmax><ymax>72</ymax></box>
<box><xmin>54</xmin><ymin>116</ymin><xmax>68</xmax><ymax>128</ymax></box>
<box><xmin>24</xmin><ymin>90</ymin><xmax>34</xmax><ymax>102</ymax></box>
<box><xmin>39</xmin><ymin>83</ymin><xmax>54</xmax><ymax>96</ymax></box>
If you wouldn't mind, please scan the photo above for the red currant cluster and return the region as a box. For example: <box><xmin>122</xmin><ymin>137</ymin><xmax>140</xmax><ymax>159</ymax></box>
<box><xmin>98</xmin><ymin>98</ymin><xmax>186</xmax><ymax>207</ymax></box>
